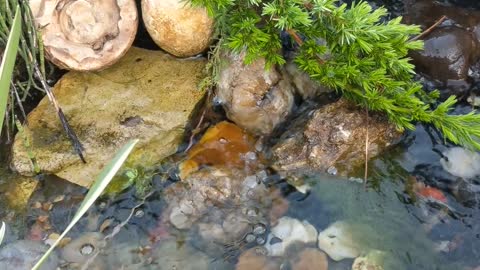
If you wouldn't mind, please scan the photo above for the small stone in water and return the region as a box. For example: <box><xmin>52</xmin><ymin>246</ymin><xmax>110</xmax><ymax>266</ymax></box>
<box><xmin>52</xmin><ymin>195</ymin><xmax>65</xmax><ymax>203</ymax></box>
<box><xmin>245</xmin><ymin>151</ymin><xmax>257</xmax><ymax>161</ymax></box>
<box><xmin>246</xmin><ymin>208</ymin><xmax>258</xmax><ymax>218</ymax></box>
<box><xmin>256</xmin><ymin>236</ymin><xmax>266</xmax><ymax>245</ymax></box>
<box><xmin>254</xmin><ymin>246</ymin><xmax>268</xmax><ymax>256</ymax></box>
<box><xmin>135</xmin><ymin>209</ymin><xmax>145</xmax><ymax>218</ymax></box>
<box><xmin>253</xmin><ymin>224</ymin><xmax>266</xmax><ymax>235</ymax></box>
<box><xmin>327</xmin><ymin>166</ymin><xmax>338</xmax><ymax>175</ymax></box>
<box><xmin>245</xmin><ymin>233</ymin><xmax>256</xmax><ymax>243</ymax></box>
<box><xmin>80</xmin><ymin>244</ymin><xmax>95</xmax><ymax>255</ymax></box>
<box><xmin>98</xmin><ymin>202</ymin><xmax>107</xmax><ymax>210</ymax></box>
<box><xmin>256</xmin><ymin>170</ymin><xmax>268</xmax><ymax>182</ymax></box>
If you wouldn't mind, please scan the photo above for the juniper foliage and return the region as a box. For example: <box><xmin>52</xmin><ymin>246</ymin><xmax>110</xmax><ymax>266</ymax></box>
<box><xmin>189</xmin><ymin>0</ymin><xmax>480</xmax><ymax>150</ymax></box>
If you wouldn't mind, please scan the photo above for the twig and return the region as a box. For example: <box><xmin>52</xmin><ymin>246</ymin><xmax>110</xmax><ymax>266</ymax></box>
<box><xmin>105</xmin><ymin>191</ymin><xmax>154</xmax><ymax>240</ymax></box>
<box><xmin>364</xmin><ymin>107</ymin><xmax>369</xmax><ymax>189</ymax></box>
<box><xmin>33</xmin><ymin>65</ymin><xmax>86</xmax><ymax>163</ymax></box>
<box><xmin>286</xmin><ymin>28</ymin><xmax>304</xmax><ymax>46</ymax></box>
<box><xmin>286</xmin><ymin>28</ymin><xmax>325</xmax><ymax>64</ymax></box>
<box><xmin>410</xmin><ymin>15</ymin><xmax>447</xmax><ymax>42</ymax></box>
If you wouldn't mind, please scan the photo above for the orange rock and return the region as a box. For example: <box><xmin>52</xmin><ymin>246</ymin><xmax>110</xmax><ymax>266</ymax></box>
<box><xmin>236</xmin><ymin>248</ymin><xmax>279</xmax><ymax>270</ymax></box>
<box><xmin>291</xmin><ymin>248</ymin><xmax>328</xmax><ymax>270</ymax></box>
<box><xmin>413</xmin><ymin>182</ymin><xmax>447</xmax><ymax>203</ymax></box>
<box><xmin>179</xmin><ymin>121</ymin><xmax>257</xmax><ymax>179</ymax></box>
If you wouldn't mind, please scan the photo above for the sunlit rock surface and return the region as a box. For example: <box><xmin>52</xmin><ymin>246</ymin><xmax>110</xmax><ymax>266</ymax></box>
<box><xmin>142</xmin><ymin>0</ymin><xmax>213</xmax><ymax>57</ymax></box>
<box><xmin>272</xmin><ymin>99</ymin><xmax>401</xmax><ymax>176</ymax></box>
<box><xmin>217</xmin><ymin>50</ymin><xmax>295</xmax><ymax>135</ymax></box>
<box><xmin>11</xmin><ymin>47</ymin><xmax>206</xmax><ymax>187</ymax></box>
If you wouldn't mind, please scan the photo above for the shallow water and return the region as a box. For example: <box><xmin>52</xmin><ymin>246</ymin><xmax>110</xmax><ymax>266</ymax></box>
<box><xmin>1</xmin><ymin>107</ymin><xmax>479</xmax><ymax>269</ymax></box>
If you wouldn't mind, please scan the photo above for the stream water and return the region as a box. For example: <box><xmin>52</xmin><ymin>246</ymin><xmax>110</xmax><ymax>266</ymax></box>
<box><xmin>1</xmin><ymin>110</ymin><xmax>479</xmax><ymax>269</ymax></box>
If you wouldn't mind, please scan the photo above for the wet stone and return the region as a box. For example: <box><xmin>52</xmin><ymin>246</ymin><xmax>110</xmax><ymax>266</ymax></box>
<box><xmin>272</xmin><ymin>99</ymin><xmax>401</xmax><ymax>177</ymax></box>
<box><xmin>404</xmin><ymin>0</ymin><xmax>480</xmax><ymax>88</ymax></box>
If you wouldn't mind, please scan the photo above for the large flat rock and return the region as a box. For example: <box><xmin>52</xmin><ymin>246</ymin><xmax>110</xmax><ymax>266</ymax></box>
<box><xmin>11</xmin><ymin>47</ymin><xmax>206</xmax><ymax>187</ymax></box>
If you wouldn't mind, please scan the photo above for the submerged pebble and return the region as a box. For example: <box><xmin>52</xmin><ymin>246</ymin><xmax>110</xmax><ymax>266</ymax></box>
<box><xmin>264</xmin><ymin>216</ymin><xmax>318</xmax><ymax>257</ymax></box>
<box><xmin>440</xmin><ymin>147</ymin><xmax>480</xmax><ymax>178</ymax></box>
<box><xmin>317</xmin><ymin>221</ymin><xmax>361</xmax><ymax>261</ymax></box>
<box><xmin>290</xmin><ymin>248</ymin><xmax>328</xmax><ymax>270</ymax></box>
<box><xmin>236</xmin><ymin>248</ymin><xmax>280</xmax><ymax>270</ymax></box>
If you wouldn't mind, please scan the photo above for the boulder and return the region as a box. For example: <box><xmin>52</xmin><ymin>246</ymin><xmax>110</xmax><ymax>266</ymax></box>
<box><xmin>11</xmin><ymin>47</ymin><xmax>207</xmax><ymax>187</ymax></box>
<box><xmin>404</xmin><ymin>0</ymin><xmax>480</xmax><ymax>84</ymax></box>
<box><xmin>217</xmin><ymin>50</ymin><xmax>295</xmax><ymax>135</ymax></box>
<box><xmin>272</xmin><ymin>99</ymin><xmax>400</xmax><ymax>176</ymax></box>
<box><xmin>141</xmin><ymin>0</ymin><xmax>214</xmax><ymax>57</ymax></box>
<box><xmin>410</xmin><ymin>26</ymin><xmax>479</xmax><ymax>83</ymax></box>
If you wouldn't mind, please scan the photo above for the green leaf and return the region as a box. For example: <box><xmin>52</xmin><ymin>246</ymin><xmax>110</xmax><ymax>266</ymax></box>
<box><xmin>32</xmin><ymin>139</ymin><xmax>139</xmax><ymax>270</ymax></box>
<box><xmin>0</xmin><ymin>221</ymin><xmax>5</xmax><ymax>246</ymax></box>
<box><xmin>0</xmin><ymin>5</ymin><xmax>21</xmax><ymax>135</ymax></box>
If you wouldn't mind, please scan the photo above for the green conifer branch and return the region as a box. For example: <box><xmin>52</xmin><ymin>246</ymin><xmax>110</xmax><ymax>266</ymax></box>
<box><xmin>188</xmin><ymin>0</ymin><xmax>480</xmax><ymax>151</ymax></box>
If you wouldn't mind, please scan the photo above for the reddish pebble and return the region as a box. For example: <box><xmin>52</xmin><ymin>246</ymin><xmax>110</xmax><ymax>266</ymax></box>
<box><xmin>416</xmin><ymin>186</ymin><xmax>447</xmax><ymax>203</ymax></box>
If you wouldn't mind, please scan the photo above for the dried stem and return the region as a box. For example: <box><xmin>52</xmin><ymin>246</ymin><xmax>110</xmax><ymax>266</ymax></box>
<box><xmin>410</xmin><ymin>15</ymin><xmax>447</xmax><ymax>41</ymax></box>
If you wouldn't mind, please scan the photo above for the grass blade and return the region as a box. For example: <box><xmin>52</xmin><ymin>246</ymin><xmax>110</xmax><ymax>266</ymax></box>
<box><xmin>0</xmin><ymin>5</ymin><xmax>21</xmax><ymax>135</ymax></box>
<box><xmin>31</xmin><ymin>139</ymin><xmax>139</xmax><ymax>270</ymax></box>
<box><xmin>0</xmin><ymin>221</ymin><xmax>5</xmax><ymax>245</ymax></box>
